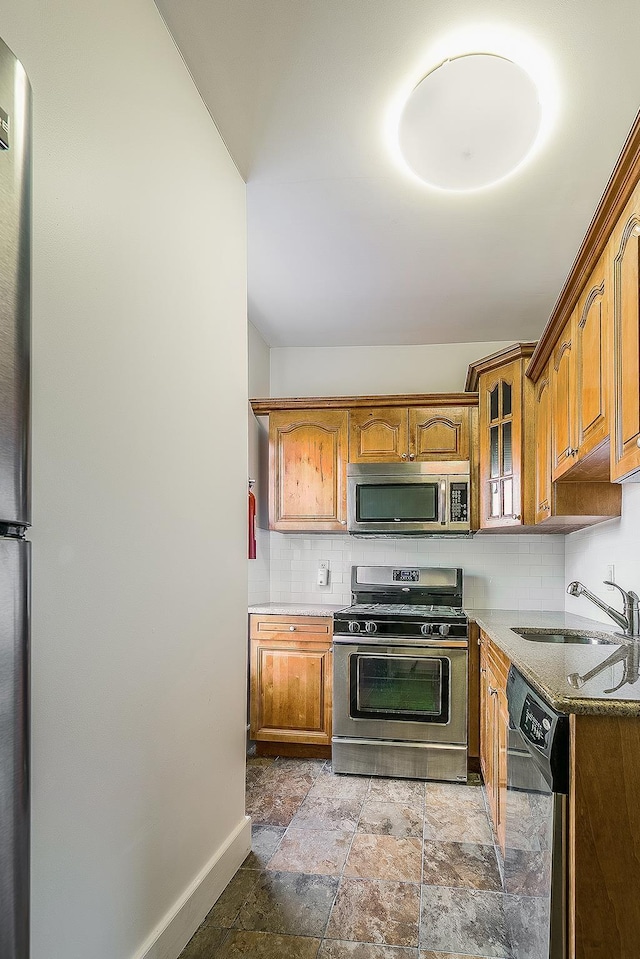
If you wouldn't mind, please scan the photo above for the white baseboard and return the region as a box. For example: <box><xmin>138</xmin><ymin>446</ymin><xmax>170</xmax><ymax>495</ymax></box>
<box><xmin>133</xmin><ymin>815</ymin><xmax>252</xmax><ymax>959</ymax></box>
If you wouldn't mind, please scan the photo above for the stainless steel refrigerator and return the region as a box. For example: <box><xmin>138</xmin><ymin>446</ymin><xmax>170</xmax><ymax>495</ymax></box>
<box><xmin>0</xmin><ymin>35</ymin><xmax>31</xmax><ymax>959</ymax></box>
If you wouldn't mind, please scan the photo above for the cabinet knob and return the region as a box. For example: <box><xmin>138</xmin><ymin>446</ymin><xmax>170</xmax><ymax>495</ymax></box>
<box><xmin>401</xmin><ymin>453</ymin><xmax>408</xmax><ymax>460</ymax></box>
<box><xmin>289</xmin><ymin>625</ymin><xmax>296</xmax><ymax>631</ymax></box>
<box><xmin>513</xmin><ymin>514</ymin><xmax>522</xmax><ymax>521</ymax></box>
<box><xmin>488</xmin><ymin>685</ymin><xmax>498</xmax><ymax>697</ymax></box>
<box><xmin>408</xmin><ymin>453</ymin><xmax>415</xmax><ymax>461</ymax></box>
<box><xmin>637</xmin><ymin>437</ymin><xmax>640</xmax><ymax>449</ymax></box>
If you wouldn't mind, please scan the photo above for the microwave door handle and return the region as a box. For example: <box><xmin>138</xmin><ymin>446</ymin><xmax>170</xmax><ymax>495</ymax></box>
<box><xmin>439</xmin><ymin>480</ymin><xmax>447</xmax><ymax>525</ymax></box>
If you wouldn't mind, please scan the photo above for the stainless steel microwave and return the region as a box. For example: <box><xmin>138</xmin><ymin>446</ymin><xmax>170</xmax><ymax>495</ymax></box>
<box><xmin>347</xmin><ymin>462</ymin><xmax>471</xmax><ymax>534</ymax></box>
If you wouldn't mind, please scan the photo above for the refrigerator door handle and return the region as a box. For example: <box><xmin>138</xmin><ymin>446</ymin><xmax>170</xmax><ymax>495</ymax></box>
<box><xmin>0</xmin><ymin>537</ymin><xmax>30</xmax><ymax>959</ymax></box>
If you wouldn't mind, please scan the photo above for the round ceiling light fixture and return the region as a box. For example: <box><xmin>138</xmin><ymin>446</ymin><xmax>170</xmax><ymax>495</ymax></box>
<box><xmin>397</xmin><ymin>53</ymin><xmax>543</xmax><ymax>192</ymax></box>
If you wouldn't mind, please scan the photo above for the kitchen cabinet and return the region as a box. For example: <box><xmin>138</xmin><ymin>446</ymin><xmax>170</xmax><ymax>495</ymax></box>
<box><xmin>574</xmin><ymin>254</ymin><xmax>610</xmax><ymax>465</ymax></box>
<box><xmin>534</xmin><ymin>367</ymin><xmax>552</xmax><ymax>523</ymax></box>
<box><xmin>348</xmin><ymin>407</ymin><xmax>408</xmax><ymax>462</ymax></box>
<box><xmin>570</xmin><ymin>712</ymin><xmax>640</xmax><ymax>958</ymax></box>
<box><xmin>467</xmin><ymin>344</ymin><xmax>536</xmax><ymax>529</ymax></box>
<box><xmin>252</xmin><ymin>395</ymin><xmax>477</xmax><ymax>532</ymax></box>
<box><xmin>467</xmin><ymin>622</ymin><xmax>481</xmax><ymax>770</ymax></box>
<box><xmin>535</xmin><ymin>356</ymin><xmax>621</xmax><ymax>529</ymax></box>
<box><xmin>611</xmin><ymin>180</ymin><xmax>640</xmax><ymax>481</ymax></box>
<box><xmin>249</xmin><ymin>614</ymin><xmax>333</xmax><ymax>758</ymax></box>
<box><xmin>527</xmin><ymin>113</ymin><xmax>640</xmax><ymax>486</ymax></box>
<box><xmin>349</xmin><ymin>405</ymin><xmax>470</xmax><ymax>463</ymax></box>
<box><xmin>479</xmin><ymin>630</ymin><xmax>509</xmax><ymax>856</ymax></box>
<box><xmin>550</xmin><ymin>316</ymin><xmax>575</xmax><ymax>480</ymax></box>
<box><xmin>551</xmin><ymin>251</ymin><xmax>611</xmax><ymax>482</ymax></box>
<box><xmin>269</xmin><ymin>409</ymin><xmax>348</xmax><ymax>531</ymax></box>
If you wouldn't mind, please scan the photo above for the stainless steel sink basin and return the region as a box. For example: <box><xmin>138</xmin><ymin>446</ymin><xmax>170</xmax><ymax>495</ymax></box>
<box><xmin>512</xmin><ymin>628</ymin><xmax>615</xmax><ymax>645</ymax></box>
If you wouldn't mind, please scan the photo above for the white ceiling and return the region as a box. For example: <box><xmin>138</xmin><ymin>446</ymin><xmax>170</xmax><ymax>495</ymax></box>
<box><xmin>156</xmin><ymin>0</ymin><xmax>640</xmax><ymax>348</ymax></box>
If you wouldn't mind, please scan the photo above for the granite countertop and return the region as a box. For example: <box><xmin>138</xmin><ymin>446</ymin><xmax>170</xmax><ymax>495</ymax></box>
<box><xmin>470</xmin><ymin>608</ymin><xmax>640</xmax><ymax>717</ymax></box>
<box><xmin>248</xmin><ymin>602</ymin><xmax>343</xmax><ymax>617</ymax></box>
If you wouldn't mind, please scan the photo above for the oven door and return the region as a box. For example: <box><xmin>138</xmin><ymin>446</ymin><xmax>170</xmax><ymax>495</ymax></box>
<box><xmin>333</xmin><ymin>640</ymin><xmax>467</xmax><ymax>745</ymax></box>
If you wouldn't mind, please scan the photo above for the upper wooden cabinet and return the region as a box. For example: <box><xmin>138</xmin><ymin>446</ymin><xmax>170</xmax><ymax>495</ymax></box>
<box><xmin>269</xmin><ymin>409</ymin><xmax>348</xmax><ymax>531</ymax></box>
<box><xmin>349</xmin><ymin>405</ymin><xmax>470</xmax><ymax>463</ymax></box>
<box><xmin>408</xmin><ymin>406</ymin><xmax>470</xmax><ymax>461</ymax></box>
<box><xmin>550</xmin><ymin>317</ymin><xmax>575</xmax><ymax>480</ymax></box>
<box><xmin>467</xmin><ymin>344</ymin><xmax>536</xmax><ymax>529</ymax></box>
<box><xmin>534</xmin><ymin>368</ymin><xmax>552</xmax><ymax>524</ymax></box>
<box><xmin>348</xmin><ymin>407</ymin><xmax>408</xmax><ymax>462</ymax></box>
<box><xmin>611</xmin><ymin>180</ymin><xmax>640</xmax><ymax>481</ymax></box>
<box><xmin>254</xmin><ymin>395</ymin><xmax>477</xmax><ymax>533</ymax></box>
<box><xmin>574</xmin><ymin>256</ymin><xmax>610</xmax><ymax>462</ymax></box>
<box><xmin>528</xmin><ymin>111</ymin><xmax>640</xmax><ymax>484</ymax></box>
<box><xmin>550</xmin><ymin>252</ymin><xmax>611</xmax><ymax>482</ymax></box>
<box><xmin>536</xmin><ymin>351</ymin><xmax>621</xmax><ymax>531</ymax></box>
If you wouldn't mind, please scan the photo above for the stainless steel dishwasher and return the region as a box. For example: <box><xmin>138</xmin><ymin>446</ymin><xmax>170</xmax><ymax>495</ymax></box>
<box><xmin>504</xmin><ymin>666</ymin><xmax>570</xmax><ymax>959</ymax></box>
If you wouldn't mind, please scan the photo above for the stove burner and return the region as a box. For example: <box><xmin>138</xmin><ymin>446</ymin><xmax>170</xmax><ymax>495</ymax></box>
<box><xmin>340</xmin><ymin>603</ymin><xmax>464</xmax><ymax>618</ymax></box>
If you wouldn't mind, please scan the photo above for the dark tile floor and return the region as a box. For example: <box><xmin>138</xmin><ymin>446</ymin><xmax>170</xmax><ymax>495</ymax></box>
<box><xmin>179</xmin><ymin>758</ymin><xmax>510</xmax><ymax>959</ymax></box>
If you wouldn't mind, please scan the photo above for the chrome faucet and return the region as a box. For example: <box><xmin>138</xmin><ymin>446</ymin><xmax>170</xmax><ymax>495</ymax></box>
<box><xmin>566</xmin><ymin>580</ymin><xmax>640</xmax><ymax>638</ymax></box>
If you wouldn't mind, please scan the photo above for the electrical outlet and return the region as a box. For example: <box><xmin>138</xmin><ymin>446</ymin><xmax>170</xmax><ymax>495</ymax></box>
<box><xmin>317</xmin><ymin>561</ymin><xmax>330</xmax><ymax>587</ymax></box>
<box><xmin>606</xmin><ymin>565</ymin><xmax>615</xmax><ymax>589</ymax></box>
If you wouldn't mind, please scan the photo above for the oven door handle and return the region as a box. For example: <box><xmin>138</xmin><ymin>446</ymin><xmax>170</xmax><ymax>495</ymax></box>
<box><xmin>332</xmin><ymin>636</ymin><xmax>468</xmax><ymax>649</ymax></box>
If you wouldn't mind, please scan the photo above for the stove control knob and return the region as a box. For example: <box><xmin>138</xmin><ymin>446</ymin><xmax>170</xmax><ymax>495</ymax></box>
<box><xmin>364</xmin><ymin>621</ymin><xmax>377</xmax><ymax>634</ymax></box>
<box><xmin>348</xmin><ymin>621</ymin><xmax>361</xmax><ymax>633</ymax></box>
<box><xmin>438</xmin><ymin>624</ymin><xmax>451</xmax><ymax>637</ymax></box>
<box><xmin>420</xmin><ymin>623</ymin><xmax>432</xmax><ymax>636</ymax></box>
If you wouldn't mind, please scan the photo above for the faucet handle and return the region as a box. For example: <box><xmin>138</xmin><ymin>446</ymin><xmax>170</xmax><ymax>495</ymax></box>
<box><xmin>603</xmin><ymin>581</ymin><xmax>640</xmax><ymax>607</ymax></box>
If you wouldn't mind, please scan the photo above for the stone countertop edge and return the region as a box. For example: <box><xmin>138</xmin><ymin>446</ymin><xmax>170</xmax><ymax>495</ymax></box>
<box><xmin>469</xmin><ymin>608</ymin><xmax>640</xmax><ymax>717</ymax></box>
<box><xmin>248</xmin><ymin>602</ymin><xmax>343</xmax><ymax>617</ymax></box>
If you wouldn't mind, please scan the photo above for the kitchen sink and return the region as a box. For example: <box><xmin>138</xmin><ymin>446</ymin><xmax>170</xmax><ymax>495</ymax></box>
<box><xmin>512</xmin><ymin>628</ymin><xmax>616</xmax><ymax>645</ymax></box>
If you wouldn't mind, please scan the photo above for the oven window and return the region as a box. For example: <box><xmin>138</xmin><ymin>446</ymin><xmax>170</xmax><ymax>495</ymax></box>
<box><xmin>357</xmin><ymin>483</ymin><xmax>438</xmax><ymax>522</ymax></box>
<box><xmin>350</xmin><ymin>653</ymin><xmax>450</xmax><ymax>723</ymax></box>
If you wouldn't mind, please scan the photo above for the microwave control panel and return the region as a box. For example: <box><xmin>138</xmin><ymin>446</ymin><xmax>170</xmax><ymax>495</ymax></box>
<box><xmin>449</xmin><ymin>483</ymin><xmax>468</xmax><ymax>523</ymax></box>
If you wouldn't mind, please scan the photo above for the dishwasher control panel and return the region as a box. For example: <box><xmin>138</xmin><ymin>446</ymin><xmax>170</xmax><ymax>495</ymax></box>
<box><xmin>507</xmin><ymin>665</ymin><xmax>569</xmax><ymax>794</ymax></box>
<box><xmin>521</xmin><ymin>694</ymin><xmax>552</xmax><ymax>750</ymax></box>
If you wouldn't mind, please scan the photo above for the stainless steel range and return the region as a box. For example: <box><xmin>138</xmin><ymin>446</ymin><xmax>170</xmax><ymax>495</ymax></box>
<box><xmin>332</xmin><ymin>566</ymin><xmax>468</xmax><ymax>782</ymax></box>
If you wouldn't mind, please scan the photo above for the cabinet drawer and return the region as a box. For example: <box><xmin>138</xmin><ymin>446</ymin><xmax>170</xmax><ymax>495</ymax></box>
<box><xmin>250</xmin><ymin>614</ymin><xmax>333</xmax><ymax>642</ymax></box>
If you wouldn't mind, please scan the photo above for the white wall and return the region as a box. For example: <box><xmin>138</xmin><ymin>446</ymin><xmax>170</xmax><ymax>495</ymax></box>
<box><xmin>248</xmin><ymin>322</ymin><xmax>270</xmax><ymax>601</ymax></box>
<box><xmin>270</xmin><ymin>533</ymin><xmax>566</xmax><ymax>611</ymax></box>
<box><xmin>0</xmin><ymin>3</ymin><xmax>249</xmax><ymax>958</ymax></box>
<box><xmin>270</xmin><ymin>340</ymin><xmax>514</xmax><ymax>396</ymax></box>
<box><xmin>565</xmin><ymin>484</ymin><xmax>640</xmax><ymax>623</ymax></box>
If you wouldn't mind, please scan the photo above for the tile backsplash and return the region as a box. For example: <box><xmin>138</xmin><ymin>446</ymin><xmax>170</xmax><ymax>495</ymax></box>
<box><xmin>268</xmin><ymin>532</ymin><xmax>566</xmax><ymax>610</ymax></box>
<box><xmin>248</xmin><ymin>526</ymin><xmax>271</xmax><ymax>605</ymax></box>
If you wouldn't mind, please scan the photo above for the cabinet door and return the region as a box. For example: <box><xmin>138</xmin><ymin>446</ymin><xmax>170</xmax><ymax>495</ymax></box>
<box><xmin>250</xmin><ymin>639</ymin><xmax>332</xmax><ymax>746</ymax></box>
<box><xmin>551</xmin><ymin>318</ymin><xmax>575</xmax><ymax>480</ymax></box>
<box><xmin>408</xmin><ymin>406</ymin><xmax>470</xmax><ymax>461</ymax></box>
<box><xmin>479</xmin><ymin>639</ymin><xmax>494</xmax><ymax>815</ymax></box>
<box><xmin>575</xmin><ymin>256</ymin><xmax>609</xmax><ymax>460</ymax></box>
<box><xmin>611</xmin><ymin>190</ymin><xmax>640</xmax><ymax>481</ymax></box>
<box><xmin>534</xmin><ymin>370</ymin><xmax>552</xmax><ymax>524</ymax></box>
<box><xmin>348</xmin><ymin>407</ymin><xmax>408</xmax><ymax>462</ymax></box>
<box><xmin>479</xmin><ymin>361</ymin><xmax>524</xmax><ymax>527</ymax></box>
<box><xmin>496</xmin><ymin>686</ymin><xmax>509</xmax><ymax>857</ymax></box>
<box><xmin>270</xmin><ymin>409</ymin><xmax>348</xmax><ymax>531</ymax></box>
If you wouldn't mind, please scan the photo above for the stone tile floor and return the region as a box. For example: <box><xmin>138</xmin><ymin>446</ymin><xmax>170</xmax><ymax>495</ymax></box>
<box><xmin>179</xmin><ymin>757</ymin><xmax>510</xmax><ymax>958</ymax></box>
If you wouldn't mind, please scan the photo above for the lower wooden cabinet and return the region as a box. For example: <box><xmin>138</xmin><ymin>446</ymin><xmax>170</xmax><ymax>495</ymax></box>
<box><xmin>249</xmin><ymin>614</ymin><xmax>333</xmax><ymax>757</ymax></box>
<box><xmin>479</xmin><ymin>630</ymin><xmax>510</xmax><ymax>855</ymax></box>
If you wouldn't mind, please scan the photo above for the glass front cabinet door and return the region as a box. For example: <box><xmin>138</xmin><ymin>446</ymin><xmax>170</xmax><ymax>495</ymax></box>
<box><xmin>470</xmin><ymin>345</ymin><xmax>536</xmax><ymax>529</ymax></box>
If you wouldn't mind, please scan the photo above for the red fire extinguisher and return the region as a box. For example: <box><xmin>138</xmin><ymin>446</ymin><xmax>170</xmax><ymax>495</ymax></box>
<box><xmin>248</xmin><ymin>480</ymin><xmax>257</xmax><ymax>560</ymax></box>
